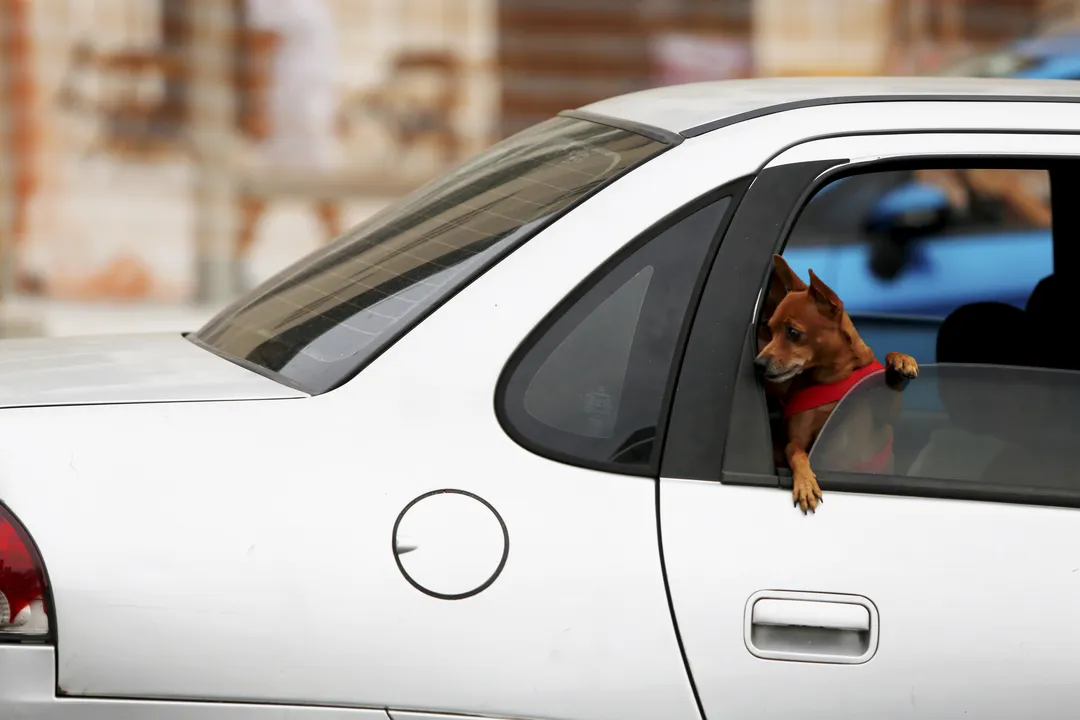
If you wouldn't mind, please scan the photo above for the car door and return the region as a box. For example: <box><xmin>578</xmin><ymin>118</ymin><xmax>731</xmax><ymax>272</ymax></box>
<box><xmin>660</xmin><ymin>129</ymin><xmax>1080</xmax><ymax>719</ymax></box>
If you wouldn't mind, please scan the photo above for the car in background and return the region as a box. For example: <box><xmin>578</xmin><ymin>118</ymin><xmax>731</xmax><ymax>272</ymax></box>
<box><xmin>783</xmin><ymin>31</ymin><xmax>1080</xmax><ymax>320</ymax></box>
<box><xmin>941</xmin><ymin>29</ymin><xmax>1080</xmax><ymax>80</ymax></box>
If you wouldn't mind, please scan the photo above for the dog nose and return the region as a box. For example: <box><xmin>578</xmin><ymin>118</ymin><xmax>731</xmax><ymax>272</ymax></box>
<box><xmin>754</xmin><ymin>355</ymin><xmax>769</xmax><ymax>369</ymax></box>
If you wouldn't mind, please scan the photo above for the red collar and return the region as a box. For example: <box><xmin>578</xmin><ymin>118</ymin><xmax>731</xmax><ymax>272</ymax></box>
<box><xmin>781</xmin><ymin>360</ymin><xmax>885</xmax><ymax>420</ymax></box>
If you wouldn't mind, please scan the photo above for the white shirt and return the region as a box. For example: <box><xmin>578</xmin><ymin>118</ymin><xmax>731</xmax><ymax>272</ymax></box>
<box><xmin>246</xmin><ymin>0</ymin><xmax>341</xmax><ymax>167</ymax></box>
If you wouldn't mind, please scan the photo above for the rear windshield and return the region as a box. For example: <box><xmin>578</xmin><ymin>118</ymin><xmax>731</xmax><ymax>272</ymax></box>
<box><xmin>191</xmin><ymin>116</ymin><xmax>668</xmax><ymax>394</ymax></box>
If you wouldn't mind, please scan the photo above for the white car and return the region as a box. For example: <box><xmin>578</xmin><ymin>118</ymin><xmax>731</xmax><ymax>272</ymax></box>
<box><xmin>5</xmin><ymin>76</ymin><xmax>1080</xmax><ymax>720</ymax></box>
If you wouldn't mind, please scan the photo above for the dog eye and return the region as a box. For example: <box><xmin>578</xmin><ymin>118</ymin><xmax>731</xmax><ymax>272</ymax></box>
<box><xmin>786</xmin><ymin>326</ymin><xmax>802</xmax><ymax>342</ymax></box>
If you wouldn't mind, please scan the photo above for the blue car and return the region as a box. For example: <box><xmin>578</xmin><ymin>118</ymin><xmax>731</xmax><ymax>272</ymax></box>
<box><xmin>783</xmin><ymin>169</ymin><xmax>1053</xmax><ymax>318</ymax></box>
<box><xmin>782</xmin><ymin>32</ymin><xmax>1080</xmax><ymax>319</ymax></box>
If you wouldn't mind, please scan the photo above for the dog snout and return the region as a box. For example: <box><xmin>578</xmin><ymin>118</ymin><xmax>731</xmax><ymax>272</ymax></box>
<box><xmin>754</xmin><ymin>353</ymin><xmax>771</xmax><ymax>370</ymax></box>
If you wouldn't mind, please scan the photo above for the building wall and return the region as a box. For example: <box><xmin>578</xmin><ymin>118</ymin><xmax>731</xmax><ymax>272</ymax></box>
<box><xmin>495</xmin><ymin>0</ymin><xmax>752</xmax><ymax>138</ymax></box>
<box><xmin>754</xmin><ymin>0</ymin><xmax>1047</xmax><ymax>78</ymax></box>
<box><xmin>753</xmin><ymin>0</ymin><xmax>892</xmax><ymax>76</ymax></box>
<box><xmin>4</xmin><ymin>0</ymin><xmax>499</xmax><ymax>301</ymax></box>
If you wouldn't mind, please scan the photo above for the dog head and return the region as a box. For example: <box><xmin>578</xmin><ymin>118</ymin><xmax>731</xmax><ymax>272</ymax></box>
<box><xmin>755</xmin><ymin>254</ymin><xmax>845</xmax><ymax>383</ymax></box>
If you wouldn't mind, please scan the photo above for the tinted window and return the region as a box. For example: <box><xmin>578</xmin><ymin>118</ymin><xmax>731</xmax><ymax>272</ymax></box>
<box><xmin>500</xmin><ymin>196</ymin><xmax>733</xmax><ymax>473</ymax></box>
<box><xmin>191</xmin><ymin>117</ymin><xmax>667</xmax><ymax>394</ymax></box>
<box><xmin>810</xmin><ymin>363</ymin><xmax>1080</xmax><ymax>497</ymax></box>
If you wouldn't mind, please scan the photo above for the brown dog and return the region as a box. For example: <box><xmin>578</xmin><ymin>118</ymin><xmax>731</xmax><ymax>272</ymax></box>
<box><xmin>755</xmin><ymin>255</ymin><xmax>919</xmax><ymax>513</ymax></box>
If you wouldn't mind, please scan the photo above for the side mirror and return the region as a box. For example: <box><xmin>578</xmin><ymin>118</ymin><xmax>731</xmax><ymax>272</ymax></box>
<box><xmin>865</xmin><ymin>182</ymin><xmax>951</xmax><ymax>281</ymax></box>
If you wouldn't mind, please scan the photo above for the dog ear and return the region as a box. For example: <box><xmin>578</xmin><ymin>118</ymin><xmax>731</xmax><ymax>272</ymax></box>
<box><xmin>807</xmin><ymin>269</ymin><xmax>843</xmax><ymax>318</ymax></box>
<box><xmin>771</xmin><ymin>254</ymin><xmax>807</xmax><ymax>293</ymax></box>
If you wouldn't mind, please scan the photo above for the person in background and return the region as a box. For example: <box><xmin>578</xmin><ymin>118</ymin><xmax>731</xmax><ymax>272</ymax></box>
<box><xmin>1</xmin><ymin>0</ymin><xmax>40</xmax><ymax>294</ymax></box>
<box><xmin>234</xmin><ymin>0</ymin><xmax>344</xmax><ymax>293</ymax></box>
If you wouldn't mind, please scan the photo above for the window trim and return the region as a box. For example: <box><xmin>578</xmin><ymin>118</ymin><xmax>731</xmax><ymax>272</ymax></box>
<box><xmin>782</xmin><ymin>469</ymin><xmax>1080</xmax><ymax>511</ymax></box>
<box><xmin>691</xmin><ymin>147</ymin><xmax>1080</xmax><ymax>509</ymax></box>
<box><xmin>558</xmin><ymin>109</ymin><xmax>686</xmax><ymax>147</ymax></box>
<box><xmin>495</xmin><ymin>177</ymin><xmax>751</xmax><ymax>477</ymax></box>
<box><xmin>683</xmin><ymin>95</ymin><xmax>1080</xmax><ymax>138</ymax></box>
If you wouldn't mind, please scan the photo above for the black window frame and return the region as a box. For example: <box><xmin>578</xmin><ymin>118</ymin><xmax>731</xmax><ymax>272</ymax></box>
<box><xmin>662</xmin><ymin>158</ymin><xmax>845</xmax><ymax>482</ymax></box>
<box><xmin>495</xmin><ymin>178</ymin><xmax>751</xmax><ymax>477</ymax></box>
<box><xmin>664</xmin><ymin>139</ymin><xmax>1080</xmax><ymax>509</ymax></box>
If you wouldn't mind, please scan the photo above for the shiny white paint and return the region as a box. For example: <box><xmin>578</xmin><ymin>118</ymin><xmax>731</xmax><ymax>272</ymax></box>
<box><xmin>0</xmin><ymin>333</ymin><xmax>303</xmax><ymax>407</ymax></box>
<box><xmin>663</xmin><ymin>481</ymin><xmax>1080</xmax><ymax>719</ymax></box>
<box><xmin>2</xmin><ymin>82</ymin><xmax>1080</xmax><ymax>719</ymax></box>
<box><xmin>662</xmin><ymin>125</ymin><xmax>1080</xmax><ymax>719</ymax></box>
<box><xmin>579</xmin><ymin>76</ymin><xmax>1080</xmax><ymax>133</ymax></box>
<box><xmin>1</xmin><ymin>120</ymin><xmax>760</xmax><ymax>720</ymax></box>
<box><xmin>0</xmin><ymin>646</ymin><xmax>391</xmax><ymax>719</ymax></box>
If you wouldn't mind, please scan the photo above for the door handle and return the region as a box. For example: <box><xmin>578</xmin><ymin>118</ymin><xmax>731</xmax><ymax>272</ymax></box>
<box><xmin>744</xmin><ymin>590</ymin><xmax>879</xmax><ymax>664</ymax></box>
<box><xmin>753</xmin><ymin>598</ymin><xmax>869</xmax><ymax>631</ymax></box>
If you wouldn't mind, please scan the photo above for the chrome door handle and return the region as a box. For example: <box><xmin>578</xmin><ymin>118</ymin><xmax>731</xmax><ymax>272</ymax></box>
<box><xmin>753</xmin><ymin>598</ymin><xmax>869</xmax><ymax>631</ymax></box>
<box><xmin>744</xmin><ymin>590</ymin><xmax>879</xmax><ymax>664</ymax></box>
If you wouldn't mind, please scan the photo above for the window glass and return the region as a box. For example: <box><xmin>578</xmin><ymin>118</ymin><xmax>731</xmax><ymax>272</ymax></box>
<box><xmin>785</xmin><ymin>167</ymin><xmax>1051</xmax><ymax>319</ymax></box>
<box><xmin>809</xmin><ymin>364</ymin><xmax>1080</xmax><ymax>494</ymax></box>
<box><xmin>751</xmin><ymin>163</ymin><xmax>1079</xmax><ymax>496</ymax></box>
<box><xmin>779</xmin><ymin>166</ymin><xmax>1053</xmax><ymax>368</ymax></box>
<box><xmin>522</xmin><ymin>266</ymin><xmax>655</xmax><ymax>440</ymax></box>
<box><xmin>501</xmin><ymin>196</ymin><xmax>733</xmax><ymax>472</ymax></box>
<box><xmin>191</xmin><ymin>116</ymin><xmax>668</xmax><ymax>394</ymax></box>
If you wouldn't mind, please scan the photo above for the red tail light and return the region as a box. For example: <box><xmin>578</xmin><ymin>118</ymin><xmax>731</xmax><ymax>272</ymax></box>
<box><xmin>0</xmin><ymin>505</ymin><xmax>48</xmax><ymax>637</ymax></box>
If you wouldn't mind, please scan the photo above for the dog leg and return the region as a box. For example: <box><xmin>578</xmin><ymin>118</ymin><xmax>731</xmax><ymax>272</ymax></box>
<box><xmin>785</xmin><ymin>412</ymin><xmax>823</xmax><ymax>513</ymax></box>
<box><xmin>787</xmin><ymin>446</ymin><xmax>822</xmax><ymax>514</ymax></box>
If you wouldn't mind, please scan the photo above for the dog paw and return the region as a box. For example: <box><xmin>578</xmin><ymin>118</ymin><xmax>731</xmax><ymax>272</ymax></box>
<box><xmin>885</xmin><ymin>351</ymin><xmax>919</xmax><ymax>378</ymax></box>
<box><xmin>885</xmin><ymin>352</ymin><xmax>918</xmax><ymax>389</ymax></box>
<box><xmin>792</xmin><ymin>471</ymin><xmax>823</xmax><ymax>514</ymax></box>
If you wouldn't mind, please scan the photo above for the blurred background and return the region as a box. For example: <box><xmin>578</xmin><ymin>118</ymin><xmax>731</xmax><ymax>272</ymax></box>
<box><xmin>1</xmin><ymin>0</ymin><xmax>1080</xmax><ymax>338</ymax></box>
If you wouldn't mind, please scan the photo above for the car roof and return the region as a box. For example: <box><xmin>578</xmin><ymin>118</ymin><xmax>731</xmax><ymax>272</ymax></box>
<box><xmin>573</xmin><ymin>76</ymin><xmax>1080</xmax><ymax>139</ymax></box>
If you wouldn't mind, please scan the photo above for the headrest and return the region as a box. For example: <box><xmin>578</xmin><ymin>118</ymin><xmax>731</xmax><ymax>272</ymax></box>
<box><xmin>936</xmin><ymin>302</ymin><xmax>1033</xmax><ymax>438</ymax></box>
<box><xmin>936</xmin><ymin>302</ymin><xmax>1031</xmax><ymax>367</ymax></box>
<box><xmin>1025</xmin><ymin>274</ymin><xmax>1065</xmax><ymax>317</ymax></box>
<box><xmin>1025</xmin><ymin>274</ymin><xmax>1076</xmax><ymax>370</ymax></box>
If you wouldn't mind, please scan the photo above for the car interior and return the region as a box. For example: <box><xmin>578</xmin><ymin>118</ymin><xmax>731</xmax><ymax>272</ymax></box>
<box><xmin>765</xmin><ymin>162</ymin><xmax>1080</xmax><ymax>490</ymax></box>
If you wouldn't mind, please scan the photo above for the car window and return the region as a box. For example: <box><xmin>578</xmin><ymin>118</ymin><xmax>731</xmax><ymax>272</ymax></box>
<box><xmin>190</xmin><ymin>116</ymin><xmax>669</xmax><ymax>394</ymax></box>
<box><xmin>809</xmin><ymin>363</ymin><xmax>1080</xmax><ymax>501</ymax></box>
<box><xmin>499</xmin><ymin>195</ymin><xmax>735</xmax><ymax>473</ymax></box>
<box><xmin>784</xmin><ymin>167</ymin><xmax>1051</xmax><ymax>319</ymax></box>
<box><xmin>774</xmin><ymin>165</ymin><xmax>1056</xmax><ymax>373</ymax></box>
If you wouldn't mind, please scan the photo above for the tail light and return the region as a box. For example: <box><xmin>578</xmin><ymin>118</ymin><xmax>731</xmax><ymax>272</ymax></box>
<box><xmin>0</xmin><ymin>505</ymin><xmax>49</xmax><ymax>637</ymax></box>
